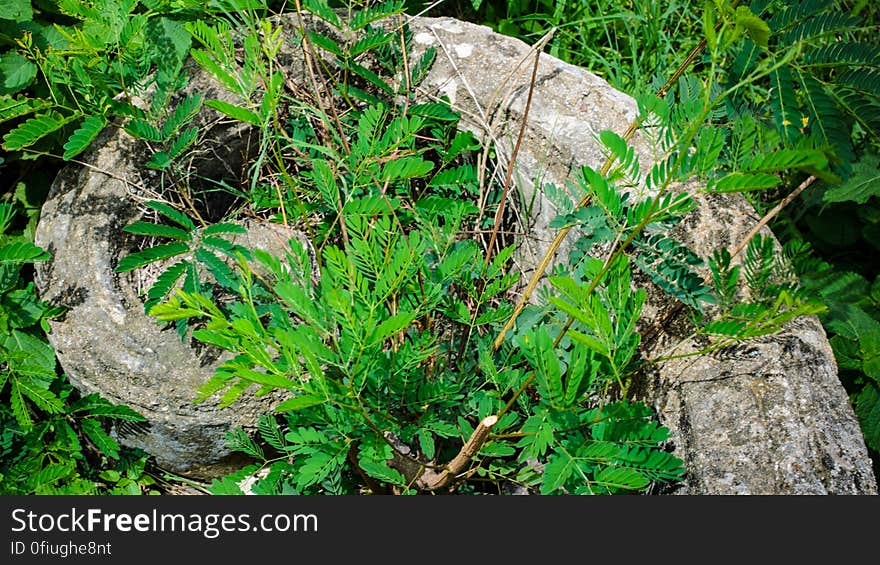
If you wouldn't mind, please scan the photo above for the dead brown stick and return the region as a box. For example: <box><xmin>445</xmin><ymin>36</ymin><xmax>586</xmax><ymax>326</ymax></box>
<box><xmin>491</xmin><ymin>33</ymin><xmax>716</xmax><ymax>352</ymax></box>
<box><xmin>417</xmin><ymin>415</ymin><xmax>498</xmax><ymax>491</ymax></box>
<box><xmin>728</xmin><ymin>175</ymin><xmax>817</xmax><ymax>260</ymax></box>
<box><xmin>482</xmin><ymin>36</ymin><xmax>545</xmax><ymax>269</ymax></box>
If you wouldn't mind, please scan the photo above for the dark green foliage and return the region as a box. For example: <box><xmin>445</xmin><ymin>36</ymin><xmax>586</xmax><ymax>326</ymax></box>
<box><xmin>115</xmin><ymin>198</ymin><xmax>250</xmax><ymax>315</ymax></box>
<box><xmin>0</xmin><ymin>0</ymin><xmax>197</xmax><ymax>163</ymax></box>
<box><xmin>145</xmin><ymin>5</ymin><xmax>688</xmax><ymax>495</ymax></box>
<box><xmin>0</xmin><ymin>202</ymin><xmax>155</xmax><ymax>494</ymax></box>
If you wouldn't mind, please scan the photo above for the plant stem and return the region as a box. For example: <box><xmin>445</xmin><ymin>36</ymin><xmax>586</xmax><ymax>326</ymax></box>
<box><xmin>483</xmin><ymin>29</ymin><xmax>548</xmax><ymax>269</ymax></box>
<box><xmin>491</xmin><ymin>15</ymin><xmax>722</xmax><ymax>352</ymax></box>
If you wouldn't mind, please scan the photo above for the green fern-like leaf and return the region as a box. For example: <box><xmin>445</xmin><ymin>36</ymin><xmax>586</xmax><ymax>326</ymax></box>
<box><xmin>856</xmin><ymin>383</ymin><xmax>880</xmax><ymax>452</ymax></box>
<box><xmin>408</xmin><ymin>102</ymin><xmax>460</xmax><ymax>122</ymax></box>
<box><xmin>301</xmin><ymin>0</ymin><xmax>341</xmax><ymax>27</ymax></box>
<box><xmin>144</xmin><ymin>260</ymin><xmax>189</xmax><ymax>313</ymax></box>
<box><xmin>767</xmin><ymin>0</ymin><xmax>832</xmax><ymax>32</ymax></box>
<box><xmin>381</xmin><ymin>156</ymin><xmax>433</xmax><ymax>182</ymax></box>
<box><xmin>804</xmin><ymin>42</ymin><xmax>880</xmax><ymax>67</ymax></box>
<box><xmin>711</xmin><ymin>171</ymin><xmax>780</xmax><ymax>192</ymax></box>
<box><xmin>194</xmin><ymin>247</ymin><xmax>237</xmax><ymax>291</ymax></box>
<box><xmin>203</xmin><ymin>222</ymin><xmax>248</xmax><ymax>237</ymax></box>
<box><xmin>115</xmin><ymin>242</ymin><xmax>191</xmax><ymax>273</ymax></box>
<box><xmin>782</xmin><ymin>12</ymin><xmax>861</xmax><ymax>43</ymax></box>
<box><xmin>80</xmin><ymin>418</ymin><xmax>121</xmax><ymax>460</ymax></box>
<box><xmin>836</xmin><ymin>88</ymin><xmax>880</xmax><ymax>141</ymax></box>
<box><xmin>69</xmin><ymin>393</ymin><xmax>147</xmax><ymax>421</ymax></box>
<box><xmin>346</xmin><ymin>59</ymin><xmax>394</xmax><ymax>95</ymax></box>
<box><xmin>823</xmin><ymin>153</ymin><xmax>880</xmax><ymax>204</ymax></box>
<box><xmin>16</xmin><ymin>380</ymin><xmax>64</xmax><ymax>414</ymax></box>
<box><xmin>0</xmin><ymin>241</ymin><xmax>50</xmax><ymax>263</ymax></box>
<box><xmin>769</xmin><ymin>66</ymin><xmax>800</xmax><ymax>144</ymax></box>
<box><xmin>306</xmin><ymin>30</ymin><xmax>344</xmax><ymax>58</ymax></box>
<box><xmin>145</xmin><ymin>152</ymin><xmax>172</xmax><ymax>170</ymax></box>
<box><xmin>205</xmin><ymin>99</ymin><xmax>261</xmax><ymax>126</ymax></box>
<box><xmin>747</xmin><ymin>148</ymin><xmax>828</xmax><ymax>173</ymax></box>
<box><xmin>709</xmin><ymin>247</ymin><xmax>740</xmax><ymax>311</ymax></box>
<box><xmin>350</xmin><ymin>27</ymin><xmax>395</xmax><ymax>58</ymax></box>
<box><xmin>122</xmin><ymin>221</ymin><xmax>192</xmax><ymax>240</ymax></box>
<box><xmin>838</xmin><ymin>69</ymin><xmax>880</xmax><ymax>100</ymax></box>
<box><xmin>143</xmin><ymin>200</ymin><xmax>196</xmax><ymax>231</ymax></box>
<box><xmin>257</xmin><ymin>414</ymin><xmax>288</xmax><ymax>452</ymax></box>
<box><xmin>633</xmin><ymin>233</ymin><xmax>715</xmax><ymax>310</ymax></box>
<box><xmin>226</xmin><ymin>428</ymin><xmax>264</xmax><ymax>460</ymax></box>
<box><xmin>734</xmin><ymin>5</ymin><xmax>771</xmax><ymax>48</ymax></box>
<box><xmin>62</xmin><ymin>114</ymin><xmax>108</xmax><ymax>160</ymax></box>
<box><xmin>190</xmin><ymin>49</ymin><xmax>243</xmax><ymax>96</ymax></box>
<box><xmin>166</xmin><ymin>126</ymin><xmax>198</xmax><ymax>160</ymax></box>
<box><xmin>124</xmin><ymin>118</ymin><xmax>164</xmax><ymax>142</ymax></box>
<box><xmin>798</xmin><ymin>73</ymin><xmax>854</xmax><ymax>164</ymax></box>
<box><xmin>218</xmin><ymin>377</ymin><xmax>254</xmax><ymax>408</ymax></box>
<box><xmin>2</xmin><ymin>112</ymin><xmax>79</xmax><ymax>151</ymax></box>
<box><xmin>0</xmin><ymin>96</ymin><xmax>50</xmax><ymax>123</ymax></box>
<box><xmin>349</xmin><ymin>0</ymin><xmax>404</xmax><ymax>30</ymax></box>
<box><xmin>186</xmin><ymin>19</ymin><xmax>232</xmax><ymax>61</ymax></box>
<box><xmin>29</xmin><ymin>462</ymin><xmax>75</xmax><ymax>493</ymax></box>
<box><xmin>600</xmin><ymin>130</ymin><xmax>640</xmax><ymax>181</ymax></box>
<box><xmin>162</xmin><ymin>94</ymin><xmax>202</xmax><ymax>138</ymax></box>
<box><xmin>743</xmin><ymin>234</ymin><xmax>780</xmax><ymax>299</ymax></box>
<box><xmin>593</xmin><ymin>465</ymin><xmax>651</xmax><ymax>491</ymax></box>
<box><xmin>409</xmin><ymin>46</ymin><xmax>436</xmax><ymax>86</ymax></box>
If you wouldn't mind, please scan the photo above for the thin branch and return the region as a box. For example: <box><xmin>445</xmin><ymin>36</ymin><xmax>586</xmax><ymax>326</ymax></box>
<box><xmin>482</xmin><ymin>30</ymin><xmax>548</xmax><ymax>269</ymax></box>
<box><xmin>641</xmin><ymin>175</ymin><xmax>818</xmax><ymax>351</ymax></box>
<box><xmin>491</xmin><ymin>30</ymin><xmax>715</xmax><ymax>352</ymax></box>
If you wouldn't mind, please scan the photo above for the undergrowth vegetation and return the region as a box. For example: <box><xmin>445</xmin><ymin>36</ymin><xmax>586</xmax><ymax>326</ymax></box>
<box><xmin>0</xmin><ymin>0</ymin><xmax>877</xmax><ymax>493</ymax></box>
<box><xmin>452</xmin><ymin>0</ymin><xmax>880</xmax><ymax>479</ymax></box>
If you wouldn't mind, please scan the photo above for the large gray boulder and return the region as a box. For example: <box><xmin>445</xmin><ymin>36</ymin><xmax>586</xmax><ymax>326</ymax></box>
<box><xmin>406</xmin><ymin>16</ymin><xmax>877</xmax><ymax>494</ymax></box>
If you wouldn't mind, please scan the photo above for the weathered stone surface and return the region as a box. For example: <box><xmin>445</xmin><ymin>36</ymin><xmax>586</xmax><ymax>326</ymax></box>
<box><xmin>406</xmin><ymin>16</ymin><xmax>878</xmax><ymax>494</ymax></box>
<box><xmin>33</xmin><ymin>65</ymin><xmax>301</xmax><ymax>478</ymax></box>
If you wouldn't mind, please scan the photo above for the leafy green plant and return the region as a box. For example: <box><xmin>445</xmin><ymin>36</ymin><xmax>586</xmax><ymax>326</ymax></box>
<box><xmin>113</xmin><ymin>1</ymin><xmax>840</xmax><ymax>496</ymax></box>
<box><xmin>0</xmin><ymin>202</ymin><xmax>154</xmax><ymax>494</ymax></box>
<box><xmin>0</xmin><ymin>0</ymin><xmax>191</xmax><ymax>159</ymax></box>
<box><xmin>113</xmin><ymin>198</ymin><xmax>253</xmax><ymax>315</ymax></box>
<box><xmin>120</xmin><ymin>2</ymin><xmax>694</xmax><ymax>494</ymax></box>
<box><xmin>456</xmin><ymin>0</ymin><xmax>880</xmax><ymax>474</ymax></box>
<box><xmin>3</xmin><ymin>0</ymin><xmax>869</xmax><ymax>497</ymax></box>
<box><xmin>713</xmin><ymin>0</ymin><xmax>880</xmax><ymax>472</ymax></box>
<box><xmin>774</xmin><ymin>149</ymin><xmax>880</xmax><ymax>472</ymax></box>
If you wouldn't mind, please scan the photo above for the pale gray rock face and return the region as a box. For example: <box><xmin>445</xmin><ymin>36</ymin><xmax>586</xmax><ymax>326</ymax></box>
<box><xmin>34</xmin><ymin>13</ymin><xmax>877</xmax><ymax>492</ymax></box>
<box><xmin>33</xmin><ymin>64</ymin><xmax>299</xmax><ymax>478</ymax></box>
<box><xmin>406</xmin><ymin>16</ymin><xmax>877</xmax><ymax>494</ymax></box>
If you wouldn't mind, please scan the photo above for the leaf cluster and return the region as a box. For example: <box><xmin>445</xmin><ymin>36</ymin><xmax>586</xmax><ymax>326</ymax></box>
<box><xmin>0</xmin><ymin>202</ymin><xmax>154</xmax><ymax>494</ymax></box>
